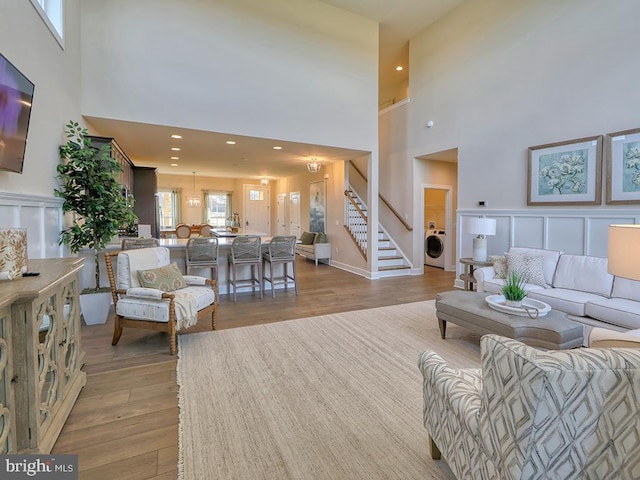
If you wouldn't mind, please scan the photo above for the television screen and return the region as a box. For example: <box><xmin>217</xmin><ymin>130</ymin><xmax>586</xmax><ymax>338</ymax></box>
<box><xmin>0</xmin><ymin>53</ymin><xmax>35</xmax><ymax>174</ymax></box>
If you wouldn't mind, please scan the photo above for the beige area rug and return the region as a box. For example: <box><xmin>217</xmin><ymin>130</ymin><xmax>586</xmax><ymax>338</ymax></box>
<box><xmin>177</xmin><ymin>300</ymin><xmax>482</xmax><ymax>480</ymax></box>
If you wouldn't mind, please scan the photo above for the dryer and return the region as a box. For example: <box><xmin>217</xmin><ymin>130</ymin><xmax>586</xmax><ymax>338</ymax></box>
<box><xmin>425</xmin><ymin>229</ymin><xmax>446</xmax><ymax>268</ymax></box>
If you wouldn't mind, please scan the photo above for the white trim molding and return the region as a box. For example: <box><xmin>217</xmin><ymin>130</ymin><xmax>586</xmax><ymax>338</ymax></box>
<box><xmin>0</xmin><ymin>191</ymin><xmax>64</xmax><ymax>259</ymax></box>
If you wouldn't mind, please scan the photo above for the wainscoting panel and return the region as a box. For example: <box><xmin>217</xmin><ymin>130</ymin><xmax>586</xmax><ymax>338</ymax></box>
<box><xmin>512</xmin><ymin>216</ymin><xmax>545</xmax><ymax>249</ymax></box>
<box><xmin>0</xmin><ymin>192</ymin><xmax>63</xmax><ymax>260</ymax></box>
<box><xmin>547</xmin><ymin>217</ymin><xmax>585</xmax><ymax>254</ymax></box>
<box><xmin>457</xmin><ymin>209</ymin><xmax>640</xmax><ymax>287</ymax></box>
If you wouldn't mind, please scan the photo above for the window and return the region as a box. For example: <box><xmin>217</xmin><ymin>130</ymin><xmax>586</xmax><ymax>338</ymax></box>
<box><xmin>206</xmin><ymin>192</ymin><xmax>231</xmax><ymax>228</ymax></box>
<box><xmin>30</xmin><ymin>0</ymin><xmax>64</xmax><ymax>47</ymax></box>
<box><xmin>249</xmin><ymin>190</ymin><xmax>264</xmax><ymax>201</ymax></box>
<box><xmin>158</xmin><ymin>189</ymin><xmax>179</xmax><ymax>229</ymax></box>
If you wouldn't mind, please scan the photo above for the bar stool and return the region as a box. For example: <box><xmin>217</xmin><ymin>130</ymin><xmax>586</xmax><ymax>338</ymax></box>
<box><xmin>262</xmin><ymin>235</ymin><xmax>298</xmax><ymax>297</ymax></box>
<box><xmin>121</xmin><ymin>238</ymin><xmax>160</xmax><ymax>250</ymax></box>
<box><xmin>186</xmin><ymin>237</ymin><xmax>219</xmax><ymax>295</ymax></box>
<box><xmin>227</xmin><ymin>235</ymin><xmax>263</xmax><ymax>302</ymax></box>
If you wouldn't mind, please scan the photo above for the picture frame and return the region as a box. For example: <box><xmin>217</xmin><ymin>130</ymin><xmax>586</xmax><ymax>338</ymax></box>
<box><xmin>309</xmin><ymin>180</ymin><xmax>326</xmax><ymax>233</ymax></box>
<box><xmin>527</xmin><ymin>135</ymin><xmax>602</xmax><ymax>206</ymax></box>
<box><xmin>605</xmin><ymin>127</ymin><xmax>640</xmax><ymax>204</ymax></box>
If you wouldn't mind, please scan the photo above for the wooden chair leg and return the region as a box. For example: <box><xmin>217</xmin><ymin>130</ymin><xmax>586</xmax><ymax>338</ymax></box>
<box><xmin>211</xmin><ymin>304</ymin><xmax>216</xmax><ymax>330</ymax></box>
<box><xmin>429</xmin><ymin>436</ymin><xmax>441</xmax><ymax>460</ymax></box>
<box><xmin>112</xmin><ymin>315</ymin><xmax>123</xmax><ymax>346</ymax></box>
<box><xmin>292</xmin><ymin>260</ymin><xmax>298</xmax><ymax>295</ymax></box>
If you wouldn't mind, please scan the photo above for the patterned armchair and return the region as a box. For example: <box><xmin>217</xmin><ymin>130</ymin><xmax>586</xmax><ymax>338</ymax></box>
<box><xmin>419</xmin><ymin>334</ymin><xmax>640</xmax><ymax>479</ymax></box>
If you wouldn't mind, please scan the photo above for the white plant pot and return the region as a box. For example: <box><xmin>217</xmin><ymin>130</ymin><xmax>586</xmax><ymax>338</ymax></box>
<box><xmin>504</xmin><ymin>299</ymin><xmax>523</xmax><ymax>308</ymax></box>
<box><xmin>79</xmin><ymin>291</ymin><xmax>112</xmax><ymax>325</ymax></box>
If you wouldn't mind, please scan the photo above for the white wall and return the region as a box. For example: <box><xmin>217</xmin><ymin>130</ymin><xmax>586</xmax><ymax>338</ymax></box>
<box><xmin>80</xmin><ymin>0</ymin><xmax>379</xmax><ymax>151</ymax></box>
<box><xmin>0</xmin><ymin>0</ymin><xmax>82</xmax><ymax>197</ymax></box>
<box><xmin>409</xmin><ymin>0</ymin><xmax>640</xmax><ymax>211</ymax></box>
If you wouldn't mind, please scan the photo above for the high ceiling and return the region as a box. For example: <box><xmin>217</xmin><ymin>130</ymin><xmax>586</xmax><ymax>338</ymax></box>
<box><xmin>86</xmin><ymin>1</ymin><xmax>464</xmax><ymax>180</ymax></box>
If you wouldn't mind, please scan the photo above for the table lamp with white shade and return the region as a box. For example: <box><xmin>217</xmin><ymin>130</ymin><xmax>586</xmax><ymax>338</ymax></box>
<box><xmin>608</xmin><ymin>224</ymin><xmax>640</xmax><ymax>280</ymax></box>
<box><xmin>463</xmin><ymin>216</ymin><xmax>497</xmax><ymax>262</ymax></box>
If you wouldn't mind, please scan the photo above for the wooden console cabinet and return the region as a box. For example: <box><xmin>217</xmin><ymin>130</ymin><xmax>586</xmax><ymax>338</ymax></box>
<box><xmin>0</xmin><ymin>258</ymin><xmax>86</xmax><ymax>454</ymax></box>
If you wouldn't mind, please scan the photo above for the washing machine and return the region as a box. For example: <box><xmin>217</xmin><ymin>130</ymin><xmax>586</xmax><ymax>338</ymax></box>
<box><xmin>425</xmin><ymin>229</ymin><xmax>446</xmax><ymax>268</ymax></box>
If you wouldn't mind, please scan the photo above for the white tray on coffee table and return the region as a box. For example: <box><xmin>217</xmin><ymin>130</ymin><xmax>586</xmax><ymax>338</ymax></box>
<box><xmin>485</xmin><ymin>295</ymin><xmax>551</xmax><ymax>317</ymax></box>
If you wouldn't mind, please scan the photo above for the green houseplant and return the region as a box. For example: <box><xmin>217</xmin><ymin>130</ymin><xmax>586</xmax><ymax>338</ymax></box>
<box><xmin>55</xmin><ymin>121</ymin><xmax>137</xmax><ymax>324</ymax></box>
<box><xmin>501</xmin><ymin>272</ymin><xmax>527</xmax><ymax>307</ymax></box>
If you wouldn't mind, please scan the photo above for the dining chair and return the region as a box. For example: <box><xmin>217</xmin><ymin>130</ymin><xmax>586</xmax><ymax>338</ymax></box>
<box><xmin>262</xmin><ymin>235</ymin><xmax>298</xmax><ymax>297</ymax></box>
<box><xmin>186</xmin><ymin>237</ymin><xmax>219</xmax><ymax>295</ymax></box>
<box><xmin>121</xmin><ymin>237</ymin><xmax>160</xmax><ymax>250</ymax></box>
<box><xmin>199</xmin><ymin>224</ymin><xmax>213</xmax><ymax>236</ymax></box>
<box><xmin>175</xmin><ymin>223</ymin><xmax>191</xmax><ymax>239</ymax></box>
<box><xmin>227</xmin><ymin>235</ymin><xmax>263</xmax><ymax>302</ymax></box>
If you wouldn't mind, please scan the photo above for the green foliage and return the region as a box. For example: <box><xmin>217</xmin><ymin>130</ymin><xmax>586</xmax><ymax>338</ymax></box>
<box><xmin>55</xmin><ymin>120</ymin><xmax>137</xmax><ymax>291</ymax></box>
<box><xmin>501</xmin><ymin>272</ymin><xmax>527</xmax><ymax>302</ymax></box>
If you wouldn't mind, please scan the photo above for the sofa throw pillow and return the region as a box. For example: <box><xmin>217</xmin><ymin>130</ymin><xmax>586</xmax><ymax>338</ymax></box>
<box><xmin>505</xmin><ymin>253</ymin><xmax>549</xmax><ymax>288</ymax></box>
<box><xmin>489</xmin><ymin>255</ymin><xmax>508</xmax><ymax>279</ymax></box>
<box><xmin>300</xmin><ymin>231</ymin><xmax>315</xmax><ymax>245</ymax></box>
<box><xmin>314</xmin><ymin>232</ymin><xmax>327</xmax><ymax>244</ymax></box>
<box><xmin>137</xmin><ymin>262</ymin><xmax>188</xmax><ymax>292</ymax></box>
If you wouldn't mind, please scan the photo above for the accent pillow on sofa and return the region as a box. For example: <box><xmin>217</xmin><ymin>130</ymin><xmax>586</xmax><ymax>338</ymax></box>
<box><xmin>137</xmin><ymin>262</ymin><xmax>188</xmax><ymax>292</ymax></box>
<box><xmin>300</xmin><ymin>231</ymin><xmax>316</xmax><ymax>245</ymax></box>
<box><xmin>314</xmin><ymin>232</ymin><xmax>327</xmax><ymax>244</ymax></box>
<box><xmin>505</xmin><ymin>253</ymin><xmax>549</xmax><ymax>288</ymax></box>
<box><xmin>489</xmin><ymin>255</ymin><xmax>507</xmax><ymax>279</ymax></box>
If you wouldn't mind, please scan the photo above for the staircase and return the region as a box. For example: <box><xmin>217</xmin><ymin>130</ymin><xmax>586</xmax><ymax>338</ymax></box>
<box><xmin>345</xmin><ymin>188</ymin><xmax>412</xmax><ymax>277</ymax></box>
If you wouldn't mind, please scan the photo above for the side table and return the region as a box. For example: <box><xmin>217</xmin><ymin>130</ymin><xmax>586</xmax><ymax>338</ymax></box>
<box><xmin>459</xmin><ymin>257</ymin><xmax>494</xmax><ymax>291</ymax></box>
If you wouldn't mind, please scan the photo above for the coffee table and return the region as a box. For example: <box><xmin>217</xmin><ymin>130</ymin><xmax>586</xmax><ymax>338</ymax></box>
<box><xmin>435</xmin><ymin>290</ymin><xmax>584</xmax><ymax>349</ymax></box>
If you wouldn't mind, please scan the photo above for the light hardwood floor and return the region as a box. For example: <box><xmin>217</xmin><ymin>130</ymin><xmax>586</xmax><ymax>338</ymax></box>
<box><xmin>52</xmin><ymin>259</ymin><xmax>456</xmax><ymax>479</ymax></box>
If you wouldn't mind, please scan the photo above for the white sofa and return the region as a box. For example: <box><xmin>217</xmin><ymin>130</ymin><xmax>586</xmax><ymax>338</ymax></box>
<box><xmin>473</xmin><ymin>247</ymin><xmax>640</xmax><ymax>337</ymax></box>
<box><xmin>295</xmin><ymin>231</ymin><xmax>331</xmax><ymax>265</ymax></box>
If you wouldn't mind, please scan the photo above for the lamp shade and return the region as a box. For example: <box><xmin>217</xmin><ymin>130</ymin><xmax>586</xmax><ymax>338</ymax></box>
<box><xmin>462</xmin><ymin>217</ymin><xmax>497</xmax><ymax>236</ymax></box>
<box><xmin>608</xmin><ymin>224</ymin><xmax>640</xmax><ymax>280</ymax></box>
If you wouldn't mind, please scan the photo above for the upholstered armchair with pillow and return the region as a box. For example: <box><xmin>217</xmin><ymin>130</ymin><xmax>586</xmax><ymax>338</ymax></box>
<box><xmin>419</xmin><ymin>334</ymin><xmax>640</xmax><ymax>479</ymax></box>
<box><xmin>105</xmin><ymin>247</ymin><xmax>217</xmax><ymax>355</ymax></box>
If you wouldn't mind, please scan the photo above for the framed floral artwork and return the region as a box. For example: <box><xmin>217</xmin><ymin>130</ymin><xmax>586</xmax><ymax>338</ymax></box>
<box><xmin>527</xmin><ymin>135</ymin><xmax>602</xmax><ymax>206</ymax></box>
<box><xmin>605</xmin><ymin>127</ymin><xmax>640</xmax><ymax>204</ymax></box>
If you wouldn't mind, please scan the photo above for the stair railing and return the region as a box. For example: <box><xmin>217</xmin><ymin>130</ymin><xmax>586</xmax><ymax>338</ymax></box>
<box><xmin>344</xmin><ymin>189</ymin><xmax>367</xmax><ymax>260</ymax></box>
<box><xmin>349</xmin><ymin>161</ymin><xmax>413</xmax><ymax>232</ymax></box>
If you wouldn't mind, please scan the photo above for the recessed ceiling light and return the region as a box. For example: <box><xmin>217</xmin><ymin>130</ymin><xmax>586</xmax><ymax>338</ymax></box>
<box><xmin>170</xmin><ymin>163</ymin><xmax>178</xmax><ymax>167</ymax></box>
<box><xmin>171</xmin><ymin>156</ymin><xmax>179</xmax><ymax>160</ymax></box>
<box><xmin>226</xmin><ymin>140</ymin><xmax>236</xmax><ymax>145</ymax></box>
<box><xmin>396</xmin><ymin>66</ymin><xmax>404</xmax><ymax>71</ymax></box>
<box><xmin>273</xmin><ymin>146</ymin><xmax>282</xmax><ymax>150</ymax></box>
<box><xmin>171</xmin><ymin>134</ymin><xmax>182</xmax><ymax>139</ymax></box>
<box><xmin>171</xmin><ymin>147</ymin><xmax>181</xmax><ymax>151</ymax></box>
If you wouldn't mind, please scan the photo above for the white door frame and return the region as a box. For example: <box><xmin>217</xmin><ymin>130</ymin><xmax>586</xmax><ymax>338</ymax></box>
<box><xmin>276</xmin><ymin>193</ymin><xmax>287</xmax><ymax>235</ymax></box>
<box><xmin>421</xmin><ymin>184</ymin><xmax>453</xmax><ymax>271</ymax></box>
<box><xmin>289</xmin><ymin>191</ymin><xmax>301</xmax><ymax>237</ymax></box>
<box><xmin>243</xmin><ymin>184</ymin><xmax>271</xmax><ymax>235</ymax></box>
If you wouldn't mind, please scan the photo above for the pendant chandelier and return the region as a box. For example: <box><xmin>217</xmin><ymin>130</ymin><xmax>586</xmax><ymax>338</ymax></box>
<box><xmin>187</xmin><ymin>172</ymin><xmax>202</xmax><ymax>208</ymax></box>
<box><xmin>307</xmin><ymin>158</ymin><xmax>321</xmax><ymax>173</ymax></box>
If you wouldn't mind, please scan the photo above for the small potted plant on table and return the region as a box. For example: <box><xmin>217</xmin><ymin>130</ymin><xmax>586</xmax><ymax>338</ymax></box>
<box><xmin>501</xmin><ymin>272</ymin><xmax>527</xmax><ymax>308</ymax></box>
<box><xmin>55</xmin><ymin>121</ymin><xmax>137</xmax><ymax>325</ymax></box>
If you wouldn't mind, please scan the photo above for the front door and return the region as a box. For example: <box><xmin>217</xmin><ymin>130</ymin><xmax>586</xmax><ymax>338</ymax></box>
<box><xmin>243</xmin><ymin>184</ymin><xmax>270</xmax><ymax>235</ymax></box>
<box><xmin>276</xmin><ymin>193</ymin><xmax>287</xmax><ymax>235</ymax></box>
<box><xmin>289</xmin><ymin>191</ymin><xmax>301</xmax><ymax>238</ymax></box>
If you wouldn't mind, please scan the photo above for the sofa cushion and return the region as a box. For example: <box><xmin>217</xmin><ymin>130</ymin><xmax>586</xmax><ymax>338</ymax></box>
<box><xmin>314</xmin><ymin>232</ymin><xmax>327</xmax><ymax>244</ymax></box>
<box><xmin>611</xmin><ymin>277</ymin><xmax>640</xmax><ymax>302</ymax></box>
<box><xmin>300</xmin><ymin>231</ymin><xmax>315</xmax><ymax>245</ymax></box>
<box><xmin>584</xmin><ymin>297</ymin><xmax>640</xmax><ymax>330</ymax></box>
<box><xmin>506</xmin><ymin>253</ymin><xmax>549</xmax><ymax>288</ymax></box>
<box><xmin>508</xmin><ymin>247</ymin><xmax>561</xmax><ymax>286</ymax></box>
<box><xmin>527</xmin><ymin>288</ymin><xmax>605</xmax><ymax>317</ymax></box>
<box><xmin>489</xmin><ymin>255</ymin><xmax>507</xmax><ymax>279</ymax></box>
<box><xmin>296</xmin><ymin>244</ymin><xmax>315</xmax><ymax>254</ymax></box>
<box><xmin>552</xmin><ymin>255</ymin><xmax>613</xmax><ymax>297</ymax></box>
<box><xmin>482</xmin><ymin>278</ymin><xmax>545</xmax><ymax>295</ymax></box>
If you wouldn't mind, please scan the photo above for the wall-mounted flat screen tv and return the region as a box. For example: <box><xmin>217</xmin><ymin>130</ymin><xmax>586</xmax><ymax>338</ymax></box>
<box><xmin>0</xmin><ymin>52</ymin><xmax>35</xmax><ymax>174</ymax></box>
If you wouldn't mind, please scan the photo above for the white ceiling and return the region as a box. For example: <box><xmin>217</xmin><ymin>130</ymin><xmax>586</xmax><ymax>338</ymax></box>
<box><xmin>86</xmin><ymin>1</ymin><xmax>463</xmax><ymax>180</ymax></box>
